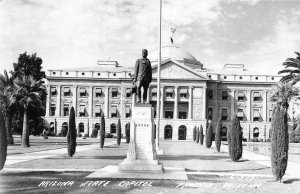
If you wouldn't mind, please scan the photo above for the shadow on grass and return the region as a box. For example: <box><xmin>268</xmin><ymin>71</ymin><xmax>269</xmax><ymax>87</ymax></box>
<box><xmin>159</xmin><ymin>155</ymin><xmax>229</xmax><ymax>161</ymax></box>
<box><xmin>238</xmin><ymin>159</ymin><xmax>249</xmax><ymax>162</ymax></box>
<box><xmin>48</xmin><ymin>155</ymin><xmax>126</xmax><ymax>160</ymax></box>
<box><xmin>283</xmin><ymin>178</ymin><xmax>300</xmax><ymax>184</ymax></box>
<box><xmin>195</xmin><ymin>166</ymin><xmax>270</xmax><ymax>173</ymax></box>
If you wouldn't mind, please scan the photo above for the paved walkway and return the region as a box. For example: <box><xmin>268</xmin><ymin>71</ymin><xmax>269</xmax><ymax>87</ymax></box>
<box><xmin>4</xmin><ymin>140</ymin><xmax>117</xmax><ymax>166</ymax></box>
<box><xmin>219</xmin><ymin>144</ymin><xmax>300</xmax><ymax>179</ymax></box>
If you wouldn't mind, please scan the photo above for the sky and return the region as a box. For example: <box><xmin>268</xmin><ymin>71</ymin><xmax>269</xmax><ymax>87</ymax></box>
<box><xmin>0</xmin><ymin>0</ymin><xmax>300</xmax><ymax>75</ymax></box>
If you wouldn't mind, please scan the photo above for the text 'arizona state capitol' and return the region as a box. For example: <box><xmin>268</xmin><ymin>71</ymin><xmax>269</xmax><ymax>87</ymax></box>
<box><xmin>45</xmin><ymin>43</ymin><xmax>281</xmax><ymax>141</ymax></box>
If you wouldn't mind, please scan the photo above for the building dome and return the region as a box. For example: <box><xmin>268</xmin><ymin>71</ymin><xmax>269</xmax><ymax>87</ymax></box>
<box><xmin>148</xmin><ymin>44</ymin><xmax>202</xmax><ymax>69</ymax></box>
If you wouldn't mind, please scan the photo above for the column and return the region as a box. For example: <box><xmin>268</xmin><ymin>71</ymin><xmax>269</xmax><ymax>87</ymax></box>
<box><xmin>230</xmin><ymin>90</ymin><xmax>235</xmax><ymax>116</ymax></box>
<box><xmin>174</xmin><ymin>86</ymin><xmax>178</xmax><ymax>119</ymax></box>
<box><xmin>45</xmin><ymin>85</ymin><xmax>51</xmax><ymax>116</ymax></box>
<box><xmin>262</xmin><ymin>91</ymin><xmax>267</xmax><ymax>121</ymax></box>
<box><xmin>160</xmin><ymin>86</ymin><xmax>165</xmax><ymax>118</ymax></box>
<box><xmin>188</xmin><ymin>86</ymin><xmax>193</xmax><ymax>119</ymax></box>
<box><xmin>55</xmin><ymin>85</ymin><xmax>61</xmax><ymax>116</ymax></box>
<box><xmin>247</xmin><ymin>90</ymin><xmax>251</xmax><ymax>121</ymax></box>
<box><xmin>202</xmin><ymin>86</ymin><xmax>207</xmax><ymax>119</ymax></box>
<box><xmin>88</xmin><ymin>87</ymin><xmax>93</xmax><ymax>117</ymax></box>
<box><xmin>105</xmin><ymin>87</ymin><xmax>109</xmax><ymax>118</ymax></box>
<box><xmin>72</xmin><ymin>85</ymin><xmax>77</xmax><ymax>116</ymax></box>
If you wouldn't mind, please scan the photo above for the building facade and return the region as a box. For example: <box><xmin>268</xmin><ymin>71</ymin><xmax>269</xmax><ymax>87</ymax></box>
<box><xmin>45</xmin><ymin>44</ymin><xmax>282</xmax><ymax>141</ymax></box>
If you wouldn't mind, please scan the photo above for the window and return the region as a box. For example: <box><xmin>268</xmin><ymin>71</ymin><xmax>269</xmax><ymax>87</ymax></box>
<box><xmin>237</xmin><ymin>109</ymin><xmax>244</xmax><ymax>121</ymax></box>
<box><xmin>50</xmin><ymin>104</ymin><xmax>56</xmax><ymax>116</ymax></box>
<box><xmin>79</xmin><ymin>105</ymin><xmax>86</xmax><ymax>117</ymax></box>
<box><xmin>111</xmin><ymin>106</ymin><xmax>117</xmax><ymax>118</ymax></box>
<box><xmin>179</xmin><ymin>88</ymin><xmax>188</xmax><ymax>98</ymax></box>
<box><xmin>253</xmin><ymin>92</ymin><xmax>261</xmax><ymax>101</ymax></box>
<box><xmin>126</xmin><ymin>88</ymin><xmax>132</xmax><ymax>98</ymax></box>
<box><xmin>51</xmin><ymin>87</ymin><xmax>57</xmax><ymax>97</ymax></box>
<box><xmin>95</xmin><ymin>105</ymin><xmax>101</xmax><ymax>117</ymax></box>
<box><xmin>125</xmin><ymin>106</ymin><xmax>131</xmax><ymax>118</ymax></box>
<box><xmin>63</xmin><ymin>104</ymin><xmax>69</xmax><ymax>116</ymax></box>
<box><xmin>208</xmin><ymin>107</ymin><xmax>213</xmax><ymax>120</ymax></box>
<box><xmin>112</xmin><ymin>88</ymin><xmax>118</xmax><ymax>98</ymax></box>
<box><xmin>253</xmin><ymin>109</ymin><xmax>260</xmax><ymax>121</ymax></box>
<box><xmin>152</xmin><ymin>88</ymin><xmax>157</xmax><ymax>97</ymax></box>
<box><xmin>237</xmin><ymin>91</ymin><xmax>245</xmax><ymax>101</ymax></box>
<box><xmin>95</xmin><ymin>88</ymin><xmax>102</xmax><ymax>98</ymax></box>
<box><xmin>269</xmin><ymin>110</ymin><xmax>273</xmax><ymax>122</ymax></box>
<box><xmin>79</xmin><ymin>88</ymin><xmax>87</xmax><ymax>97</ymax></box>
<box><xmin>165</xmin><ymin>104</ymin><xmax>173</xmax><ymax>119</ymax></box>
<box><xmin>221</xmin><ymin>108</ymin><xmax>228</xmax><ymax>121</ymax></box>
<box><xmin>208</xmin><ymin>90</ymin><xmax>213</xmax><ymax>100</ymax></box>
<box><xmin>221</xmin><ymin>91</ymin><xmax>228</xmax><ymax>100</ymax></box>
<box><xmin>179</xmin><ymin>104</ymin><xmax>188</xmax><ymax>119</ymax></box>
<box><xmin>63</xmin><ymin>87</ymin><xmax>71</xmax><ymax>97</ymax></box>
<box><xmin>166</xmin><ymin>88</ymin><xmax>174</xmax><ymax>98</ymax></box>
<box><xmin>111</xmin><ymin>124</ymin><xmax>116</xmax><ymax>133</ymax></box>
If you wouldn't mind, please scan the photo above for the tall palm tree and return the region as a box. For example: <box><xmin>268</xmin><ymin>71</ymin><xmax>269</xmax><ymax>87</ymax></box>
<box><xmin>278</xmin><ymin>51</ymin><xmax>300</xmax><ymax>85</ymax></box>
<box><xmin>13</xmin><ymin>75</ymin><xmax>46</xmax><ymax>147</ymax></box>
<box><xmin>0</xmin><ymin>70</ymin><xmax>16</xmax><ymax>144</ymax></box>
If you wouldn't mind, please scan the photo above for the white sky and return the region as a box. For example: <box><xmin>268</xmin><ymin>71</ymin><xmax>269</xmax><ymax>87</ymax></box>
<box><xmin>0</xmin><ymin>0</ymin><xmax>300</xmax><ymax>75</ymax></box>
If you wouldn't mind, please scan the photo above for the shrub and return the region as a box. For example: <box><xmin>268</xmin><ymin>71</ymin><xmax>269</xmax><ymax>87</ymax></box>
<box><xmin>196</xmin><ymin>127</ymin><xmax>200</xmax><ymax>143</ymax></box>
<box><xmin>193</xmin><ymin>126</ymin><xmax>196</xmax><ymax>142</ymax></box>
<box><xmin>206</xmin><ymin>123</ymin><xmax>213</xmax><ymax>148</ymax></box>
<box><xmin>117</xmin><ymin>119</ymin><xmax>121</xmax><ymax>146</ymax></box>
<box><xmin>215</xmin><ymin>117</ymin><xmax>222</xmax><ymax>152</ymax></box>
<box><xmin>100</xmin><ymin>112</ymin><xmax>105</xmax><ymax>149</ymax></box>
<box><xmin>0</xmin><ymin>110</ymin><xmax>7</xmax><ymax>171</ymax></box>
<box><xmin>105</xmin><ymin>133</ymin><xmax>111</xmax><ymax>138</ymax></box>
<box><xmin>125</xmin><ymin>123</ymin><xmax>130</xmax><ymax>143</ymax></box>
<box><xmin>199</xmin><ymin>125</ymin><xmax>204</xmax><ymax>145</ymax></box>
<box><xmin>271</xmin><ymin>105</ymin><xmax>289</xmax><ymax>182</ymax></box>
<box><xmin>77</xmin><ymin>133</ymin><xmax>82</xmax><ymax>138</ymax></box>
<box><xmin>57</xmin><ymin>133</ymin><xmax>62</xmax><ymax>137</ymax></box>
<box><xmin>91</xmin><ymin>128</ymin><xmax>98</xmax><ymax>138</ymax></box>
<box><xmin>228</xmin><ymin>115</ymin><xmax>243</xmax><ymax>162</ymax></box>
<box><xmin>61</xmin><ymin>127</ymin><xmax>68</xmax><ymax>137</ymax></box>
<box><xmin>67</xmin><ymin>107</ymin><xmax>77</xmax><ymax>157</ymax></box>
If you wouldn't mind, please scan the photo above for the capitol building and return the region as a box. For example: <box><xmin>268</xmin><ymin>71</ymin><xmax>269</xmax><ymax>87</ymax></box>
<box><xmin>45</xmin><ymin>43</ymin><xmax>282</xmax><ymax>141</ymax></box>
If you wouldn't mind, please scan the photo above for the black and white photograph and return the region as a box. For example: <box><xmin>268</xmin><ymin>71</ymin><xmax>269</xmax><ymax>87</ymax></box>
<box><xmin>0</xmin><ymin>0</ymin><xmax>300</xmax><ymax>193</ymax></box>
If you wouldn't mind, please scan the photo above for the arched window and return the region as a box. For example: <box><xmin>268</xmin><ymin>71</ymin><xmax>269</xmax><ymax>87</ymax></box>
<box><xmin>111</xmin><ymin>123</ymin><xmax>116</xmax><ymax>133</ymax></box>
<box><xmin>164</xmin><ymin>125</ymin><xmax>173</xmax><ymax>140</ymax></box>
<box><xmin>79</xmin><ymin>123</ymin><xmax>84</xmax><ymax>133</ymax></box>
<box><xmin>253</xmin><ymin>127</ymin><xmax>259</xmax><ymax>138</ymax></box>
<box><xmin>178</xmin><ymin>125</ymin><xmax>187</xmax><ymax>140</ymax></box>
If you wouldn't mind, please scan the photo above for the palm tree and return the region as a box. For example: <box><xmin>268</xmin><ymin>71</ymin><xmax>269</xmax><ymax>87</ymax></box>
<box><xmin>13</xmin><ymin>75</ymin><xmax>46</xmax><ymax>147</ymax></box>
<box><xmin>270</xmin><ymin>82</ymin><xmax>299</xmax><ymax>109</ymax></box>
<box><xmin>278</xmin><ymin>51</ymin><xmax>300</xmax><ymax>85</ymax></box>
<box><xmin>0</xmin><ymin>70</ymin><xmax>16</xmax><ymax>144</ymax></box>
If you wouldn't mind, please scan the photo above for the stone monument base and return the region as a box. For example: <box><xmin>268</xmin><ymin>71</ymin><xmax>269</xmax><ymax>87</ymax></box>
<box><xmin>119</xmin><ymin>159</ymin><xmax>163</xmax><ymax>173</ymax></box>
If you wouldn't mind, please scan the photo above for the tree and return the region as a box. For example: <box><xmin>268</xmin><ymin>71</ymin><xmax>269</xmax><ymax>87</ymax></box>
<box><xmin>67</xmin><ymin>107</ymin><xmax>76</xmax><ymax>157</ymax></box>
<box><xmin>228</xmin><ymin>115</ymin><xmax>243</xmax><ymax>162</ymax></box>
<box><xmin>100</xmin><ymin>112</ymin><xmax>105</xmax><ymax>149</ymax></box>
<box><xmin>278</xmin><ymin>52</ymin><xmax>300</xmax><ymax>85</ymax></box>
<box><xmin>206</xmin><ymin>123</ymin><xmax>213</xmax><ymax>148</ymax></box>
<box><xmin>215</xmin><ymin>117</ymin><xmax>222</xmax><ymax>152</ymax></box>
<box><xmin>193</xmin><ymin>126</ymin><xmax>196</xmax><ymax>142</ymax></box>
<box><xmin>199</xmin><ymin>125</ymin><xmax>204</xmax><ymax>145</ymax></box>
<box><xmin>270</xmin><ymin>82</ymin><xmax>298</xmax><ymax>182</ymax></box>
<box><xmin>0</xmin><ymin>110</ymin><xmax>7</xmax><ymax>171</ymax></box>
<box><xmin>14</xmin><ymin>75</ymin><xmax>46</xmax><ymax>147</ymax></box>
<box><xmin>0</xmin><ymin>70</ymin><xmax>16</xmax><ymax>144</ymax></box>
<box><xmin>117</xmin><ymin>118</ymin><xmax>121</xmax><ymax>146</ymax></box>
<box><xmin>196</xmin><ymin>127</ymin><xmax>200</xmax><ymax>144</ymax></box>
<box><xmin>125</xmin><ymin>123</ymin><xmax>130</xmax><ymax>143</ymax></box>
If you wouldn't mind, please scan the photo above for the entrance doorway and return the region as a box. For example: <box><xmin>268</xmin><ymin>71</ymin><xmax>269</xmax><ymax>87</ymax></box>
<box><xmin>178</xmin><ymin>125</ymin><xmax>187</xmax><ymax>140</ymax></box>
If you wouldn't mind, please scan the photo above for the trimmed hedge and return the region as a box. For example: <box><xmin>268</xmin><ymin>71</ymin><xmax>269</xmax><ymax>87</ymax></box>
<box><xmin>206</xmin><ymin>123</ymin><xmax>213</xmax><ymax>148</ymax></box>
<box><xmin>0</xmin><ymin>110</ymin><xmax>7</xmax><ymax>171</ymax></box>
<box><xmin>228</xmin><ymin>115</ymin><xmax>243</xmax><ymax>162</ymax></box>
<box><xmin>193</xmin><ymin>126</ymin><xmax>196</xmax><ymax>141</ymax></box>
<box><xmin>196</xmin><ymin>127</ymin><xmax>200</xmax><ymax>143</ymax></box>
<box><xmin>215</xmin><ymin>117</ymin><xmax>222</xmax><ymax>152</ymax></box>
<box><xmin>117</xmin><ymin>119</ymin><xmax>121</xmax><ymax>146</ymax></box>
<box><xmin>67</xmin><ymin>107</ymin><xmax>77</xmax><ymax>157</ymax></box>
<box><xmin>199</xmin><ymin>125</ymin><xmax>204</xmax><ymax>145</ymax></box>
<box><xmin>61</xmin><ymin>127</ymin><xmax>68</xmax><ymax>137</ymax></box>
<box><xmin>91</xmin><ymin>128</ymin><xmax>98</xmax><ymax>138</ymax></box>
<box><xmin>125</xmin><ymin>123</ymin><xmax>130</xmax><ymax>143</ymax></box>
<box><xmin>271</xmin><ymin>105</ymin><xmax>289</xmax><ymax>182</ymax></box>
<box><xmin>100</xmin><ymin>112</ymin><xmax>105</xmax><ymax>149</ymax></box>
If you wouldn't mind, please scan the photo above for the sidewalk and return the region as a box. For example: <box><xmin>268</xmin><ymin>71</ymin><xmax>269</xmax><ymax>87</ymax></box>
<box><xmin>219</xmin><ymin>144</ymin><xmax>300</xmax><ymax>179</ymax></box>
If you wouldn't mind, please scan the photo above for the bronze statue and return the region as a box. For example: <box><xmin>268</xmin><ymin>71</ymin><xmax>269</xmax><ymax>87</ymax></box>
<box><xmin>133</xmin><ymin>49</ymin><xmax>152</xmax><ymax>103</ymax></box>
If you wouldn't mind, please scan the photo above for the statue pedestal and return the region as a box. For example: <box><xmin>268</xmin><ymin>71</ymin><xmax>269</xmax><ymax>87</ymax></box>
<box><xmin>119</xmin><ymin>103</ymin><xmax>163</xmax><ymax>173</ymax></box>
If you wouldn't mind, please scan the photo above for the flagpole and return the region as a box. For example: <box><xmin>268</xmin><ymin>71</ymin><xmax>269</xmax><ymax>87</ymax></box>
<box><xmin>155</xmin><ymin>0</ymin><xmax>162</xmax><ymax>153</ymax></box>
